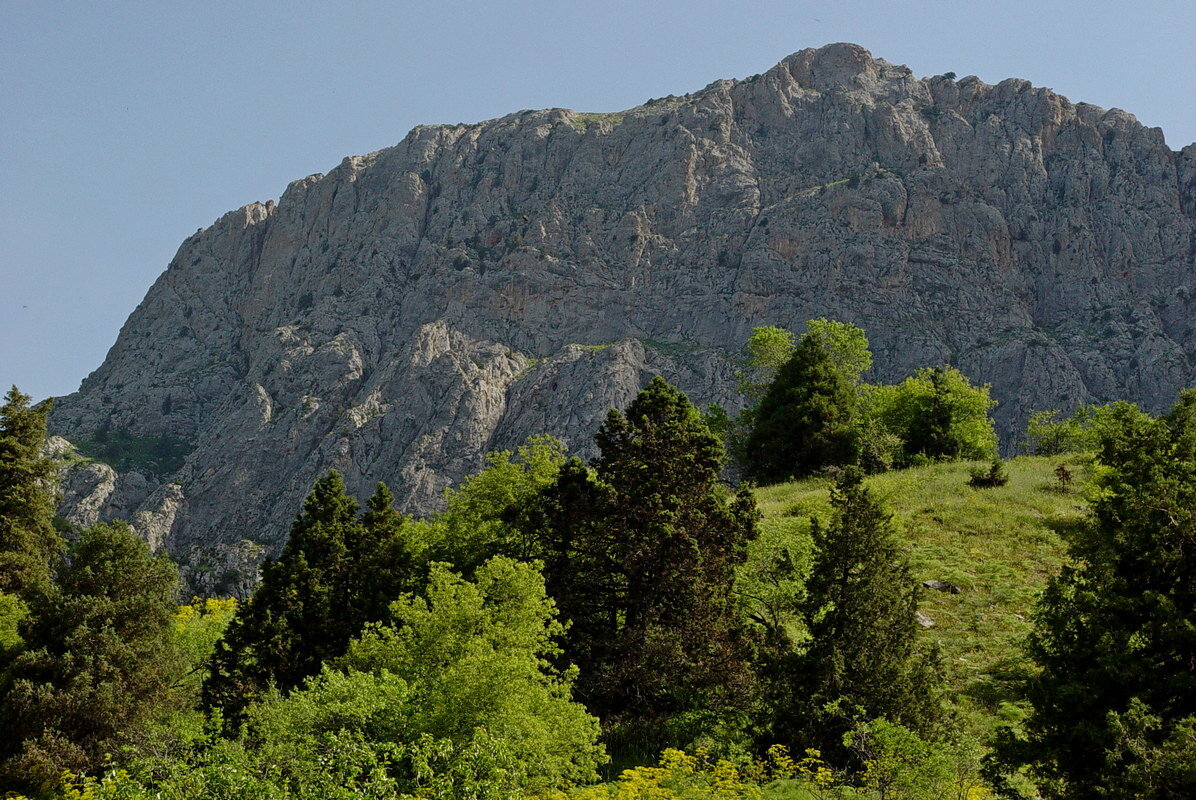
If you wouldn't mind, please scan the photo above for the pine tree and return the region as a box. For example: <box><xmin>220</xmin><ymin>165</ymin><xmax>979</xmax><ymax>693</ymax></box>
<box><xmin>514</xmin><ymin>377</ymin><xmax>758</xmax><ymax>734</ymax></box>
<box><xmin>992</xmin><ymin>392</ymin><xmax>1196</xmax><ymax>798</ymax></box>
<box><xmin>349</xmin><ymin>482</ymin><xmax>414</xmax><ymax>625</ymax></box>
<box><xmin>759</xmin><ymin>468</ymin><xmax>940</xmax><ymax>765</ymax></box>
<box><xmin>744</xmin><ymin>336</ymin><xmax>860</xmax><ymax>483</ymax></box>
<box><xmin>0</xmin><ymin>386</ymin><xmax>64</xmax><ymax>600</ymax></box>
<box><xmin>202</xmin><ymin>471</ymin><xmax>411</xmax><ymax>727</ymax></box>
<box><xmin>0</xmin><ymin>522</ymin><xmax>179</xmax><ymax>790</ymax></box>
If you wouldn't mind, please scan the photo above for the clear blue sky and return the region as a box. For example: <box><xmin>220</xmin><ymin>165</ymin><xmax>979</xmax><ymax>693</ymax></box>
<box><xmin>3</xmin><ymin>0</ymin><xmax>1193</xmax><ymax>402</ymax></box>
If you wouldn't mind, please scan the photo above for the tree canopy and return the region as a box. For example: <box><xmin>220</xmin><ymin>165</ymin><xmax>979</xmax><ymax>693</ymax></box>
<box><xmin>736</xmin><ymin>325</ymin><xmax>797</xmax><ymax>403</ymax></box>
<box><xmin>865</xmin><ymin>365</ymin><xmax>998</xmax><ymax>465</ymax></box>
<box><xmin>0</xmin><ymin>522</ymin><xmax>179</xmax><ymax>790</ymax></box>
<box><xmin>202</xmin><ymin>472</ymin><xmax>413</xmax><ymax>726</ymax></box>
<box><xmin>802</xmin><ymin>318</ymin><xmax>873</xmax><ymax>386</ymax></box>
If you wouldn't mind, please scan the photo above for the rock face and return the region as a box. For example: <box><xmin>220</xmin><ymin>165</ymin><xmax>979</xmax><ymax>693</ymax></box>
<box><xmin>51</xmin><ymin>44</ymin><xmax>1196</xmax><ymax>589</ymax></box>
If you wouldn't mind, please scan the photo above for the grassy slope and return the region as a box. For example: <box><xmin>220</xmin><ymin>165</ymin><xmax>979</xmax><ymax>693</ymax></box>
<box><xmin>753</xmin><ymin>455</ymin><xmax>1092</xmax><ymax>734</ymax></box>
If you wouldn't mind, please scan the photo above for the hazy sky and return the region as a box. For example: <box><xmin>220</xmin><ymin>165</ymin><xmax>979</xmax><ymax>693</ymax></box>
<box><xmin>3</xmin><ymin>0</ymin><xmax>1193</xmax><ymax>401</ymax></box>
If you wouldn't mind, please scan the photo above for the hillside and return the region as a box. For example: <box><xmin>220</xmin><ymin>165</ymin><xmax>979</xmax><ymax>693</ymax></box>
<box><xmin>48</xmin><ymin>42</ymin><xmax>1195</xmax><ymax>589</ymax></box>
<box><xmin>754</xmin><ymin>455</ymin><xmax>1090</xmax><ymax>733</ymax></box>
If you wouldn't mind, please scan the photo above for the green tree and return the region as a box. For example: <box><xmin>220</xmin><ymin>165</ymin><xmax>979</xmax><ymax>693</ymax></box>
<box><xmin>867</xmin><ymin>365</ymin><xmax>997</xmax><ymax>465</ymax></box>
<box><xmin>735</xmin><ymin>515</ymin><xmax>815</xmax><ymax>651</ymax></box>
<box><xmin>1100</xmin><ymin>700</ymin><xmax>1196</xmax><ymax>799</ymax></box>
<box><xmin>54</xmin><ymin>561</ymin><xmax>603</xmax><ymax>800</ymax></box>
<box><xmin>330</xmin><ymin>557</ymin><xmax>605</xmax><ymax>791</ymax></box>
<box><xmin>1022</xmin><ymin>402</ymin><xmax>1139</xmax><ymax>456</ymax></box>
<box><xmin>802</xmin><ymin>320</ymin><xmax>896</xmax><ymax>472</ymax></box>
<box><xmin>0</xmin><ymin>591</ymin><xmax>26</xmax><ymax>664</ymax></box>
<box><xmin>167</xmin><ymin>598</ymin><xmax>238</xmax><ymax>700</ymax></box>
<box><xmin>347</xmin><ymin>482</ymin><xmax>415</xmax><ymax>627</ymax></box>
<box><xmin>803</xmin><ymin>318</ymin><xmax>873</xmax><ymax>386</ymax></box>
<box><xmin>202</xmin><ymin>472</ymin><xmax>413</xmax><ymax>727</ymax></box>
<box><xmin>0</xmin><ymin>522</ymin><xmax>179</xmax><ymax>791</ymax></box>
<box><xmin>736</xmin><ymin>326</ymin><xmax>797</xmax><ymax>403</ymax></box>
<box><xmin>513</xmin><ymin>377</ymin><xmax>758</xmax><ymax>737</ymax></box>
<box><xmin>422</xmin><ymin>434</ymin><xmax>567</xmax><ymax>573</ymax></box>
<box><xmin>1023</xmin><ymin>408</ymin><xmax>1090</xmax><ymax>456</ymax></box>
<box><xmin>0</xmin><ymin>386</ymin><xmax>64</xmax><ymax>601</ymax></box>
<box><xmin>758</xmin><ymin>468</ymin><xmax>940</xmax><ymax>766</ymax></box>
<box><xmin>131</xmin><ymin>597</ymin><xmax>241</xmax><ymax>770</ymax></box>
<box><xmin>743</xmin><ymin>335</ymin><xmax>860</xmax><ymax>482</ymax></box>
<box><xmin>735</xmin><ymin>321</ymin><xmax>870</xmax><ymax>406</ymax></box>
<box><xmin>992</xmin><ymin>392</ymin><xmax>1196</xmax><ymax>798</ymax></box>
<box><xmin>846</xmin><ymin>719</ymin><xmax>970</xmax><ymax>800</ymax></box>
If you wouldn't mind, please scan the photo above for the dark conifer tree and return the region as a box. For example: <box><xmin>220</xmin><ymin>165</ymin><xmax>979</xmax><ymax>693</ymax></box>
<box><xmin>202</xmin><ymin>471</ymin><xmax>411</xmax><ymax>727</ymax></box>
<box><xmin>759</xmin><ymin>467</ymin><xmax>940</xmax><ymax>765</ymax></box>
<box><xmin>743</xmin><ymin>336</ymin><xmax>859</xmax><ymax>483</ymax></box>
<box><xmin>349</xmin><ymin>482</ymin><xmax>415</xmax><ymax>625</ymax></box>
<box><xmin>514</xmin><ymin>377</ymin><xmax>758</xmax><ymax>734</ymax></box>
<box><xmin>992</xmin><ymin>392</ymin><xmax>1196</xmax><ymax>798</ymax></box>
<box><xmin>0</xmin><ymin>522</ymin><xmax>178</xmax><ymax>790</ymax></box>
<box><xmin>0</xmin><ymin>387</ymin><xmax>64</xmax><ymax>601</ymax></box>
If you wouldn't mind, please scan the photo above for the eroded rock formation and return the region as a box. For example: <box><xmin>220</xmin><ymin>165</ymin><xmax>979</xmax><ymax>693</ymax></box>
<box><xmin>51</xmin><ymin>44</ymin><xmax>1196</xmax><ymax>589</ymax></box>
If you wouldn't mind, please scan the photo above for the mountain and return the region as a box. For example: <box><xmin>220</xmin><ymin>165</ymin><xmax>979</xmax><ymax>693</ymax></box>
<box><xmin>50</xmin><ymin>43</ymin><xmax>1196</xmax><ymax>591</ymax></box>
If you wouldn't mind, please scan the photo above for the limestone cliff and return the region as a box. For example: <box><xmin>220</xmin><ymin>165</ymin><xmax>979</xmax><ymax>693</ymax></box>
<box><xmin>51</xmin><ymin>44</ymin><xmax>1196</xmax><ymax>589</ymax></box>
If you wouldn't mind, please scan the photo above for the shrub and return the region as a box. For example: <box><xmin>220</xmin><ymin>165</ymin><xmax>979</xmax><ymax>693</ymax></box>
<box><xmin>847</xmin><ymin>719</ymin><xmax>986</xmax><ymax>800</ymax></box>
<box><xmin>335</xmin><ymin>557</ymin><xmax>606</xmax><ymax>792</ymax></box>
<box><xmin>1053</xmin><ymin>462</ymin><xmax>1073</xmax><ymax>492</ymax></box>
<box><xmin>968</xmin><ymin>460</ymin><xmax>1009</xmax><ymax>488</ymax></box>
<box><xmin>856</xmin><ymin>417</ymin><xmax>904</xmax><ymax>475</ymax></box>
<box><xmin>1023</xmin><ymin>409</ymin><xmax>1086</xmax><ymax>455</ymax></box>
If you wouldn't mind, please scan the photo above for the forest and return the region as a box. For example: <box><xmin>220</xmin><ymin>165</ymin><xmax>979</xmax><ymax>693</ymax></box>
<box><xmin>1</xmin><ymin>321</ymin><xmax>1193</xmax><ymax>799</ymax></box>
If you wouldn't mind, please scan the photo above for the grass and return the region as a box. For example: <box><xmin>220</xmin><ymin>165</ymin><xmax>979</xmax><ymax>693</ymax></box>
<box><xmin>753</xmin><ymin>455</ymin><xmax>1092</xmax><ymax>735</ymax></box>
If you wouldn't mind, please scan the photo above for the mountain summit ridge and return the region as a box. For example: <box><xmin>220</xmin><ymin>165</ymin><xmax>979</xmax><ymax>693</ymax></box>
<box><xmin>51</xmin><ymin>43</ymin><xmax>1196</xmax><ymax>591</ymax></box>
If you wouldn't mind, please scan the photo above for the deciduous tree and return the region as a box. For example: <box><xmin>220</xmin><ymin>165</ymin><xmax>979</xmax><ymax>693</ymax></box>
<box><xmin>866</xmin><ymin>365</ymin><xmax>997</xmax><ymax>465</ymax></box>
<box><xmin>803</xmin><ymin>318</ymin><xmax>873</xmax><ymax>386</ymax></box>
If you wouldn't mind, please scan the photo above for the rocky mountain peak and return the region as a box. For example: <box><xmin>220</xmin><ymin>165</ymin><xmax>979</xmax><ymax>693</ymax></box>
<box><xmin>50</xmin><ymin>43</ymin><xmax>1195</xmax><ymax>593</ymax></box>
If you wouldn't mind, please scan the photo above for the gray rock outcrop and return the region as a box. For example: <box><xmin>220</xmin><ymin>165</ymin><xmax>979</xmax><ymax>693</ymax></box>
<box><xmin>49</xmin><ymin>44</ymin><xmax>1196</xmax><ymax>591</ymax></box>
